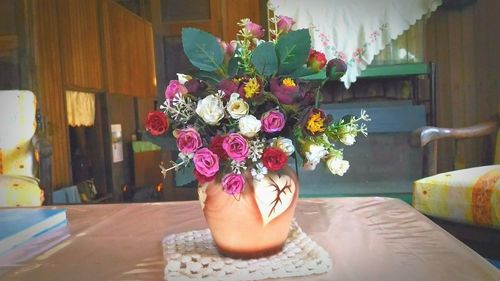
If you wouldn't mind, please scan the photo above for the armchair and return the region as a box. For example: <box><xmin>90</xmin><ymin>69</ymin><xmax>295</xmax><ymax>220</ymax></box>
<box><xmin>0</xmin><ymin>90</ymin><xmax>51</xmax><ymax>206</ymax></box>
<box><xmin>411</xmin><ymin>117</ymin><xmax>499</xmax><ymax>258</ymax></box>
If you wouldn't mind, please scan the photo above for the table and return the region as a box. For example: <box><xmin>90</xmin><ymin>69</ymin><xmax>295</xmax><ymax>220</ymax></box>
<box><xmin>0</xmin><ymin>198</ymin><xmax>498</xmax><ymax>280</ymax></box>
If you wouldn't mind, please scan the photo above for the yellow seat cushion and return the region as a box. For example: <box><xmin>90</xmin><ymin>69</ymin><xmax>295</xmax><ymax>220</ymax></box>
<box><xmin>0</xmin><ymin>175</ymin><xmax>43</xmax><ymax>207</ymax></box>
<box><xmin>413</xmin><ymin>165</ymin><xmax>500</xmax><ymax>228</ymax></box>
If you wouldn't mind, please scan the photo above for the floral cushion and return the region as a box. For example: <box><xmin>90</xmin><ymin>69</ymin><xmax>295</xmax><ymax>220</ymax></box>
<box><xmin>0</xmin><ymin>91</ymin><xmax>37</xmax><ymax>177</ymax></box>
<box><xmin>413</xmin><ymin>165</ymin><xmax>500</xmax><ymax>228</ymax></box>
<box><xmin>0</xmin><ymin>175</ymin><xmax>43</xmax><ymax>207</ymax></box>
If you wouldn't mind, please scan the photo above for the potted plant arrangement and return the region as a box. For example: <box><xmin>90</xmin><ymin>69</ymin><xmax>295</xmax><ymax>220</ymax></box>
<box><xmin>145</xmin><ymin>15</ymin><xmax>370</xmax><ymax>259</ymax></box>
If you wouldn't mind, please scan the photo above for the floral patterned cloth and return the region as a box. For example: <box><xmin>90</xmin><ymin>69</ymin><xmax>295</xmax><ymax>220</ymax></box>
<box><xmin>269</xmin><ymin>0</ymin><xmax>442</xmax><ymax>88</ymax></box>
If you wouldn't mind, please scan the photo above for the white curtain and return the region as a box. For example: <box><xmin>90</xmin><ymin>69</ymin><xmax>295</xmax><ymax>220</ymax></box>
<box><xmin>66</xmin><ymin>91</ymin><xmax>95</xmax><ymax>127</ymax></box>
<box><xmin>269</xmin><ymin>0</ymin><xmax>442</xmax><ymax>88</ymax></box>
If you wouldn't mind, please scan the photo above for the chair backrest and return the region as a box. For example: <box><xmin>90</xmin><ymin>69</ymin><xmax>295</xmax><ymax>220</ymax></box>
<box><xmin>0</xmin><ymin>90</ymin><xmax>37</xmax><ymax>178</ymax></box>
<box><xmin>411</xmin><ymin>117</ymin><xmax>499</xmax><ymax>177</ymax></box>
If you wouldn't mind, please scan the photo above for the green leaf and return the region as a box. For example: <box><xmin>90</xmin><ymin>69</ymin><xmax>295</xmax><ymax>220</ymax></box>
<box><xmin>191</xmin><ymin>70</ymin><xmax>221</xmax><ymax>85</ymax></box>
<box><xmin>181</xmin><ymin>28</ymin><xmax>224</xmax><ymax>72</ymax></box>
<box><xmin>300</xmin><ymin>69</ymin><xmax>327</xmax><ymax>80</ymax></box>
<box><xmin>289</xmin><ymin>66</ymin><xmax>317</xmax><ymax>78</ymax></box>
<box><xmin>227</xmin><ymin>55</ymin><xmax>242</xmax><ymax>77</ymax></box>
<box><xmin>250</xmin><ymin>42</ymin><xmax>278</xmax><ymax>76</ymax></box>
<box><xmin>175</xmin><ymin>163</ymin><xmax>196</xmax><ymax>187</ymax></box>
<box><xmin>141</xmin><ymin>130</ymin><xmax>177</xmax><ymax>150</ymax></box>
<box><xmin>276</xmin><ymin>29</ymin><xmax>311</xmax><ymax>75</ymax></box>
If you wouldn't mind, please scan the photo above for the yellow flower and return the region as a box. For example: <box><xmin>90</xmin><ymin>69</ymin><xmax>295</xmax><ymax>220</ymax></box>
<box><xmin>281</xmin><ymin>78</ymin><xmax>296</xmax><ymax>87</ymax></box>
<box><xmin>243</xmin><ymin>78</ymin><xmax>260</xmax><ymax>99</ymax></box>
<box><xmin>306</xmin><ymin>112</ymin><xmax>326</xmax><ymax>134</ymax></box>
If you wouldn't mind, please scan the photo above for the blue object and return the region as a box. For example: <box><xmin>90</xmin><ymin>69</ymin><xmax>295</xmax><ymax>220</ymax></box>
<box><xmin>53</xmin><ymin>185</ymin><xmax>82</xmax><ymax>204</ymax></box>
<box><xmin>486</xmin><ymin>258</ymin><xmax>500</xmax><ymax>269</ymax></box>
<box><xmin>0</xmin><ymin>209</ymin><xmax>67</xmax><ymax>255</ymax></box>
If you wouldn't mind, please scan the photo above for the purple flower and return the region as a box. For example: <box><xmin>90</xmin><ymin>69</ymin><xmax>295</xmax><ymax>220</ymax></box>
<box><xmin>218</xmin><ymin>79</ymin><xmax>239</xmax><ymax>98</ymax></box>
<box><xmin>277</xmin><ymin>16</ymin><xmax>295</xmax><ymax>33</ymax></box>
<box><xmin>165</xmin><ymin>80</ymin><xmax>188</xmax><ymax>101</ymax></box>
<box><xmin>270</xmin><ymin>77</ymin><xmax>300</xmax><ymax>104</ymax></box>
<box><xmin>176</xmin><ymin>127</ymin><xmax>202</xmax><ymax>154</ymax></box>
<box><xmin>222</xmin><ymin>173</ymin><xmax>245</xmax><ymax>195</ymax></box>
<box><xmin>245</xmin><ymin>21</ymin><xmax>265</xmax><ymax>39</ymax></box>
<box><xmin>193</xmin><ymin>148</ymin><xmax>219</xmax><ymax>177</ymax></box>
<box><xmin>185</xmin><ymin>79</ymin><xmax>206</xmax><ymax>93</ymax></box>
<box><xmin>261</xmin><ymin>110</ymin><xmax>286</xmax><ymax>133</ymax></box>
<box><xmin>222</xmin><ymin>133</ymin><xmax>249</xmax><ymax>162</ymax></box>
<box><xmin>326</xmin><ymin>59</ymin><xmax>347</xmax><ymax>80</ymax></box>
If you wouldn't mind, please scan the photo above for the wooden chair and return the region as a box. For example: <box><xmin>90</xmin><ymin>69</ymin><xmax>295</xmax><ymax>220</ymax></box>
<box><xmin>0</xmin><ymin>90</ymin><xmax>52</xmax><ymax>206</ymax></box>
<box><xmin>411</xmin><ymin>117</ymin><xmax>499</xmax><ymax>259</ymax></box>
<box><xmin>33</xmin><ymin>134</ymin><xmax>53</xmax><ymax>204</ymax></box>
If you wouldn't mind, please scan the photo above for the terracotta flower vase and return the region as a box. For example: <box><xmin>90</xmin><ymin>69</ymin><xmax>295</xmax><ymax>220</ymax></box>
<box><xmin>198</xmin><ymin>166</ymin><xmax>299</xmax><ymax>259</ymax></box>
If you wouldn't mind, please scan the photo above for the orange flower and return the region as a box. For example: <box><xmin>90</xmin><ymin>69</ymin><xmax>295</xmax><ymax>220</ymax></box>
<box><xmin>304</xmin><ymin>108</ymin><xmax>330</xmax><ymax>136</ymax></box>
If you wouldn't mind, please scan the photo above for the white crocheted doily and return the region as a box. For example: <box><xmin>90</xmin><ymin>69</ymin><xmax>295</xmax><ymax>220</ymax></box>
<box><xmin>162</xmin><ymin>222</ymin><xmax>331</xmax><ymax>280</ymax></box>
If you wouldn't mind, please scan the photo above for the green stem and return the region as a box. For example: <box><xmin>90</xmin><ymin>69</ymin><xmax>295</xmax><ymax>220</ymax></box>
<box><xmin>314</xmin><ymin>80</ymin><xmax>328</xmax><ymax>108</ymax></box>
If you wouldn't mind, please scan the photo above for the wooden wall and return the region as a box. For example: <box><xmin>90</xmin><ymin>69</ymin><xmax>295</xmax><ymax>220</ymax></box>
<box><xmin>107</xmin><ymin>94</ymin><xmax>136</xmax><ymax>197</ymax></box>
<box><xmin>32</xmin><ymin>0</ymin><xmax>72</xmax><ymax>187</ymax></box>
<box><xmin>57</xmin><ymin>0</ymin><xmax>103</xmax><ymax>91</ymax></box>
<box><xmin>102</xmin><ymin>0</ymin><xmax>156</xmax><ymax>97</ymax></box>
<box><xmin>425</xmin><ymin>0</ymin><xmax>500</xmax><ymax>172</ymax></box>
<box><xmin>30</xmin><ymin>0</ymin><xmax>157</xmax><ymax>192</ymax></box>
<box><xmin>220</xmin><ymin>0</ymin><xmax>261</xmax><ymax>41</ymax></box>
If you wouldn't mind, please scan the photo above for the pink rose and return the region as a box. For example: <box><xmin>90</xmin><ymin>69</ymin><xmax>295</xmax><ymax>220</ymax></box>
<box><xmin>222</xmin><ymin>173</ymin><xmax>245</xmax><ymax>195</ymax></box>
<box><xmin>261</xmin><ymin>110</ymin><xmax>286</xmax><ymax>133</ymax></box>
<box><xmin>176</xmin><ymin>128</ymin><xmax>202</xmax><ymax>154</ymax></box>
<box><xmin>165</xmin><ymin>80</ymin><xmax>188</xmax><ymax>101</ymax></box>
<box><xmin>222</xmin><ymin>133</ymin><xmax>249</xmax><ymax>162</ymax></box>
<box><xmin>226</xmin><ymin>40</ymin><xmax>237</xmax><ymax>56</ymax></box>
<box><xmin>193</xmin><ymin>148</ymin><xmax>219</xmax><ymax>178</ymax></box>
<box><xmin>277</xmin><ymin>16</ymin><xmax>295</xmax><ymax>33</ymax></box>
<box><xmin>245</xmin><ymin>21</ymin><xmax>265</xmax><ymax>39</ymax></box>
<box><xmin>217</xmin><ymin>38</ymin><xmax>237</xmax><ymax>57</ymax></box>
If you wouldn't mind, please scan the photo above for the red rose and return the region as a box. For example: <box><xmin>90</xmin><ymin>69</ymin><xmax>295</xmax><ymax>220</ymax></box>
<box><xmin>209</xmin><ymin>135</ymin><xmax>228</xmax><ymax>160</ymax></box>
<box><xmin>145</xmin><ymin>111</ymin><xmax>169</xmax><ymax>136</ymax></box>
<box><xmin>262</xmin><ymin>147</ymin><xmax>288</xmax><ymax>171</ymax></box>
<box><xmin>307</xmin><ymin>50</ymin><xmax>327</xmax><ymax>72</ymax></box>
<box><xmin>193</xmin><ymin>169</ymin><xmax>216</xmax><ymax>184</ymax></box>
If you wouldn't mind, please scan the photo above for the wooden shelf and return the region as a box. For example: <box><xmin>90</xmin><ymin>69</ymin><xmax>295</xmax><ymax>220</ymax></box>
<box><xmin>301</xmin><ymin>62</ymin><xmax>430</xmax><ymax>80</ymax></box>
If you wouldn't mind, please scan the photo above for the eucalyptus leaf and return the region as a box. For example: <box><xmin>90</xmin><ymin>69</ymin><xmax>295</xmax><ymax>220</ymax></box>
<box><xmin>250</xmin><ymin>42</ymin><xmax>278</xmax><ymax>76</ymax></box>
<box><xmin>276</xmin><ymin>29</ymin><xmax>311</xmax><ymax>75</ymax></box>
<box><xmin>182</xmin><ymin>28</ymin><xmax>224</xmax><ymax>72</ymax></box>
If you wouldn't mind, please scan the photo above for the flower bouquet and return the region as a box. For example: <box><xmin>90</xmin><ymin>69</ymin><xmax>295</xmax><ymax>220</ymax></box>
<box><xmin>145</xmin><ymin>16</ymin><xmax>369</xmax><ymax>258</ymax></box>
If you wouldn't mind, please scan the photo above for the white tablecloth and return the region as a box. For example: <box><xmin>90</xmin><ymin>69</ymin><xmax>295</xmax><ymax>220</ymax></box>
<box><xmin>269</xmin><ymin>0</ymin><xmax>442</xmax><ymax>88</ymax></box>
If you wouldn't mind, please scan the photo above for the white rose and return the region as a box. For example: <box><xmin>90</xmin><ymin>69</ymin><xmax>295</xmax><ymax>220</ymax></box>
<box><xmin>196</xmin><ymin>95</ymin><xmax>224</xmax><ymax>125</ymax></box>
<box><xmin>340</xmin><ymin>133</ymin><xmax>356</xmax><ymax>146</ymax></box>
<box><xmin>270</xmin><ymin>137</ymin><xmax>295</xmax><ymax>156</ymax></box>
<box><xmin>302</xmin><ymin>161</ymin><xmax>318</xmax><ymax>171</ymax></box>
<box><xmin>176</xmin><ymin>73</ymin><xmax>192</xmax><ymax>85</ymax></box>
<box><xmin>226</xmin><ymin>93</ymin><xmax>249</xmax><ymax>119</ymax></box>
<box><xmin>339</xmin><ymin>125</ymin><xmax>357</xmax><ymax>146</ymax></box>
<box><xmin>304</xmin><ymin>144</ymin><xmax>327</xmax><ymax>166</ymax></box>
<box><xmin>239</xmin><ymin>115</ymin><xmax>261</xmax><ymax>137</ymax></box>
<box><xmin>326</xmin><ymin>157</ymin><xmax>350</xmax><ymax>176</ymax></box>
